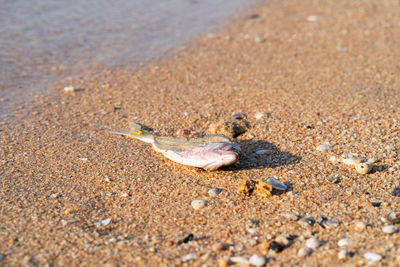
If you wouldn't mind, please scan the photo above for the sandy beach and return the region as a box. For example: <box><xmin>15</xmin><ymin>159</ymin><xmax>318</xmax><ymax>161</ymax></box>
<box><xmin>1</xmin><ymin>0</ymin><xmax>400</xmax><ymax>265</ymax></box>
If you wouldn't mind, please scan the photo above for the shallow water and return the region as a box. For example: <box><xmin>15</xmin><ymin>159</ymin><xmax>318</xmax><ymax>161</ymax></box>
<box><xmin>0</xmin><ymin>0</ymin><xmax>254</xmax><ymax>115</ymax></box>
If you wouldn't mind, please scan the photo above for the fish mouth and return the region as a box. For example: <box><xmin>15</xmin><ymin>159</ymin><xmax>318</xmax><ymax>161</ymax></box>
<box><xmin>202</xmin><ymin>150</ymin><xmax>239</xmax><ymax>171</ymax></box>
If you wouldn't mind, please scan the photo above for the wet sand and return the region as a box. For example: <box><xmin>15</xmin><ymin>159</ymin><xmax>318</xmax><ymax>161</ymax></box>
<box><xmin>1</xmin><ymin>0</ymin><xmax>400</xmax><ymax>266</ymax></box>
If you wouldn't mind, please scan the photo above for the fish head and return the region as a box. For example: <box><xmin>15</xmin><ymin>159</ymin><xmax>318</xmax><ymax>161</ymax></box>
<box><xmin>201</xmin><ymin>142</ymin><xmax>240</xmax><ymax>171</ymax></box>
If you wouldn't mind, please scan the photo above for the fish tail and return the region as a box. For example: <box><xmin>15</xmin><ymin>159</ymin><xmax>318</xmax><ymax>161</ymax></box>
<box><xmin>109</xmin><ymin>122</ymin><xmax>154</xmax><ymax>143</ymax></box>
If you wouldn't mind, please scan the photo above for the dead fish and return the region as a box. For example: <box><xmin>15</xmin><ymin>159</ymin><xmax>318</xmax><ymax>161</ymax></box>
<box><xmin>110</xmin><ymin>122</ymin><xmax>240</xmax><ymax>171</ymax></box>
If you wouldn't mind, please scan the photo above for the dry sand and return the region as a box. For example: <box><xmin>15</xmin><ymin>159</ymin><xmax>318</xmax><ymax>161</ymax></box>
<box><xmin>1</xmin><ymin>0</ymin><xmax>400</xmax><ymax>266</ymax></box>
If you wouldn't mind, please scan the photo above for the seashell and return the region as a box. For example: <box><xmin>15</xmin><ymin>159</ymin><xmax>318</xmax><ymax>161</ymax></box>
<box><xmin>266</xmin><ymin>178</ymin><xmax>288</xmax><ymax>191</ymax></box>
<box><xmin>342</xmin><ymin>157</ymin><xmax>365</xmax><ymax>166</ymax></box>
<box><xmin>355</xmin><ymin>163</ymin><xmax>372</xmax><ymax>174</ymax></box>
<box><xmin>316</xmin><ymin>144</ymin><xmax>333</xmax><ymax>152</ymax></box>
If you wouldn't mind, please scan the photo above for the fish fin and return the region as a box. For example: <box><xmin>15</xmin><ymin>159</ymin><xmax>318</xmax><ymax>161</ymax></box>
<box><xmin>109</xmin><ymin>122</ymin><xmax>155</xmax><ymax>143</ymax></box>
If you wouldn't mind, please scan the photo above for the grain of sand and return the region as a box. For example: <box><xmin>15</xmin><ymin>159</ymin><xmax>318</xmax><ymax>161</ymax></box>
<box><xmin>1</xmin><ymin>0</ymin><xmax>400</xmax><ymax>266</ymax></box>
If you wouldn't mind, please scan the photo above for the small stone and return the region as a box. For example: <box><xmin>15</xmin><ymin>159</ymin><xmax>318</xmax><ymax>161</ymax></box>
<box><xmin>266</xmin><ymin>178</ymin><xmax>287</xmax><ymax>191</ymax></box>
<box><xmin>316</xmin><ymin>144</ymin><xmax>333</xmax><ymax>151</ymax></box>
<box><xmin>0</xmin><ymin>254</ymin><xmax>5</xmax><ymax>260</ymax></box>
<box><xmin>249</xmin><ymin>254</ymin><xmax>266</xmax><ymax>266</ymax></box>
<box><xmin>385</xmin><ymin>145</ymin><xmax>396</xmax><ymax>150</ymax></box>
<box><xmin>307</xmin><ymin>15</ymin><xmax>319</xmax><ymax>22</ymax></box>
<box><xmin>255</xmin><ymin>150</ymin><xmax>272</xmax><ymax>155</ymax></box>
<box><xmin>363</xmin><ymin>252</ymin><xmax>382</xmax><ymax>263</ymax></box>
<box><xmin>326</xmin><ymin>175</ymin><xmax>340</xmax><ymax>183</ymax></box>
<box><xmin>232</xmin><ymin>113</ymin><xmax>247</xmax><ymax>120</ymax></box>
<box><xmin>305</xmin><ymin>237</ymin><xmax>321</xmax><ymax>249</ymax></box>
<box><xmin>298</xmin><ymin>247</ymin><xmax>313</xmax><ymax>257</ymax></box>
<box><xmin>382</xmin><ymin>225</ymin><xmax>398</xmax><ymax>234</ymax></box>
<box><xmin>212</xmin><ymin>242</ymin><xmax>229</xmax><ymax>251</ymax></box>
<box><xmin>248</xmin><ymin>228</ymin><xmax>259</xmax><ymax>234</ymax></box>
<box><xmin>120</xmin><ymin>193</ymin><xmax>129</xmax><ymax>197</ymax></box>
<box><xmin>255</xmin><ymin>112</ymin><xmax>270</xmax><ymax>120</ymax></box>
<box><xmin>298</xmin><ymin>217</ymin><xmax>315</xmax><ymax>227</ymax></box>
<box><xmin>269</xmin><ymin>241</ymin><xmax>285</xmax><ymax>252</ymax></box>
<box><xmin>338</xmin><ymin>238</ymin><xmax>353</xmax><ymax>247</ymax></box>
<box><xmin>101</xmin><ymin>218</ymin><xmax>111</xmax><ymax>226</ymax></box>
<box><xmin>230</xmin><ymin>256</ymin><xmax>249</xmax><ymax>265</ymax></box>
<box><xmin>336</xmin><ymin>46</ymin><xmax>346</xmax><ymax>52</ymax></box>
<box><xmin>329</xmin><ymin>156</ymin><xmax>339</xmax><ymax>164</ymax></box>
<box><xmin>393</xmin><ymin>188</ymin><xmax>400</xmax><ymax>197</ymax></box>
<box><xmin>208</xmin><ymin>120</ymin><xmax>249</xmax><ymax>138</ymax></box>
<box><xmin>275</xmin><ymin>234</ymin><xmax>290</xmax><ymax>246</ymax></box>
<box><xmin>342</xmin><ymin>157</ymin><xmax>365</xmax><ymax>166</ymax></box>
<box><xmin>354</xmin><ymin>221</ymin><xmax>366</xmax><ymax>230</ymax></box>
<box><xmin>255</xmin><ymin>36</ymin><xmax>265</xmax><ymax>43</ymax></box>
<box><xmin>79</xmin><ymin>157</ymin><xmax>89</xmax><ymax>161</ymax></box>
<box><xmin>63</xmin><ymin>86</ymin><xmax>75</xmax><ymax>92</ymax></box>
<box><xmin>51</xmin><ymin>193</ymin><xmax>61</xmax><ymax>198</ymax></box>
<box><xmin>323</xmin><ymin>220</ymin><xmax>340</xmax><ymax>228</ymax></box>
<box><xmin>338</xmin><ymin>250</ymin><xmax>351</xmax><ymax>260</ymax></box>
<box><xmin>191</xmin><ymin>200</ymin><xmax>207</xmax><ymax>210</ymax></box>
<box><xmin>181</xmin><ymin>253</ymin><xmax>196</xmax><ymax>262</ymax></box>
<box><xmin>355</xmin><ymin>163</ymin><xmax>372</xmax><ymax>174</ymax></box>
<box><xmin>388</xmin><ymin>212</ymin><xmax>400</xmax><ymax>224</ymax></box>
<box><xmin>208</xmin><ymin>188</ymin><xmax>223</xmax><ymax>197</ymax></box>
<box><xmin>371</xmin><ymin>202</ymin><xmax>381</xmax><ymax>207</ymax></box>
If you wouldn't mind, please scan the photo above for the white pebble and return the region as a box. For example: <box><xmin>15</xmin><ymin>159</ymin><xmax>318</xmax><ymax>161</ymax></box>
<box><xmin>181</xmin><ymin>253</ymin><xmax>196</xmax><ymax>262</ymax></box>
<box><xmin>101</xmin><ymin>218</ymin><xmax>111</xmax><ymax>226</ymax></box>
<box><xmin>354</xmin><ymin>221</ymin><xmax>366</xmax><ymax>230</ymax></box>
<box><xmin>355</xmin><ymin>163</ymin><xmax>372</xmax><ymax>174</ymax></box>
<box><xmin>249</xmin><ymin>254</ymin><xmax>266</xmax><ymax>266</ymax></box>
<box><xmin>316</xmin><ymin>144</ymin><xmax>333</xmax><ymax>152</ymax></box>
<box><xmin>63</xmin><ymin>86</ymin><xmax>75</xmax><ymax>92</ymax></box>
<box><xmin>338</xmin><ymin>238</ymin><xmax>353</xmax><ymax>247</ymax></box>
<box><xmin>298</xmin><ymin>247</ymin><xmax>313</xmax><ymax>257</ymax></box>
<box><xmin>307</xmin><ymin>15</ymin><xmax>320</xmax><ymax>22</ymax></box>
<box><xmin>255</xmin><ymin>149</ymin><xmax>272</xmax><ymax>155</ymax></box>
<box><xmin>255</xmin><ymin>112</ymin><xmax>268</xmax><ymax>120</ymax></box>
<box><xmin>208</xmin><ymin>188</ymin><xmax>222</xmax><ymax>197</ymax></box>
<box><xmin>338</xmin><ymin>250</ymin><xmax>351</xmax><ymax>260</ymax></box>
<box><xmin>305</xmin><ymin>237</ymin><xmax>321</xmax><ymax>249</ymax></box>
<box><xmin>255</xmin><ymin>36</ymin><xmax>265</xmax><ymax>43</ymax></box>
<box><xmin>364</xmin><ymin>252</ymin><xmax>382</xmax><ymax>262</ymax></box>
<box><xmin>191</xmin><ymin>200</ymin><xmax>207</xmax><ymax>210</ymax></box>
<box><xmin>385</xmin><ymin>145</ymin><xmax>396</xmax><ymax>150</ymax></box>
<box><xmin>247</xmin><ymin>228</ymin><xmax>259</xmax><ymax>234</ymax></box>
<box><xmin>382</xmin><ymin>225</ymin><xmax>398</xmax><ymax>234</ymax></box>
<box><xmin>342</xmin><ymin>157</ymin><xmax>365</xmax><ymax>166</ymax></box>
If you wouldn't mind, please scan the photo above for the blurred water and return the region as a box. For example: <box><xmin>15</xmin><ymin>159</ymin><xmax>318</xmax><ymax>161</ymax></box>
<box><xmin>0</xmin><ymin>0</ymin><xmax>253</xmax><ymax>114</ymax></box>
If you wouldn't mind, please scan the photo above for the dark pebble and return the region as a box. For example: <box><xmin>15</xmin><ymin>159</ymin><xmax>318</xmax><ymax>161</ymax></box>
<box><xmin>371</xmin><ymin>202</ymin><xmax>381</xmax><ymax>207</ymax></box>
<box><xmin>269</xmin><ymin>241</ymin><xmax>285</xmax><ymax>252</ymax></box>
<box><xmin>232</xmin><ymin>113</ymin><xmax>247</xmax><ymax>120</ymax></box>
<box><xmin>176</xmin><ymin>233</ymin><xmax>194</xmax><ymax>245</ymax></box>
<box><xmin>0</xmin><ymin>254</ymin><xmax>5</xmax><ymax>260</ymax></box>
<box><xmin>393</xmin><ymin>188</ymin><xmax>400</xmax><ymax>197</ymax></box>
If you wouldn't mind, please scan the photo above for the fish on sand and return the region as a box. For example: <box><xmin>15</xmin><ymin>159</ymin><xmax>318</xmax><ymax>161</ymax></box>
<box><xmin>110</xmin><ymin>122</ymin><xmax>240</xmax><ymax>171</ymax></box>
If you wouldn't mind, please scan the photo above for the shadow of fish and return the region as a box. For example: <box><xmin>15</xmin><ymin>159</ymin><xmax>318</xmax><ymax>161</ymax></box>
<box><xmin>110</xmin><ymin>122</ymin><xmax>240</xmax><ymax>171</ymax></box>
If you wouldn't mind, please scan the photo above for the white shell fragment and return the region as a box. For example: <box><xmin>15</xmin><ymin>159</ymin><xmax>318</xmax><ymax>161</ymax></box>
<box><xmin>181</xmin><ymin>253</ymin><xmax>196</xmax><ymax>262</ymax></box>
<box><xmin>249</xmin><ymin>254</ymin><xmax>266</xmax><ymax>266</ymax></box>
<box><xmin>101</xmin><ymin>218</ymin><xmax>111</xmax><ymax>226</ymax></box>
<box><xmin>305</xmin><ymin>237</ymin><xmax>321</xmax><ymax>249</ymax></box>
<box><xmin>382</xmin><ymin>225</ymin><xmax>398</xmax><ymax>234</ymax></box>
<box><xmin>316</xmin><ymin>144</ymin><xmax>333</xmax><ymax>152</ymax></box>
<box><xmin>230</xmin><ymin>256</ymin><xmax>249</xmax><ymax>265</ymax></box>
<box><xmin>338</xmin><ymin>250</ymin><xmax>351</xmax><ymax>260</ymax></box>
<box><xmin>255</xmin><ymin>112</ymin><xmax>269</xmax><ymax>120</ymax></box>
<box><xmin>266</xmin><ymin>178</ymin><xmax>287</xmax><ymax>191</ymax></box>
<box><xmin>338</xmin><ymin>238</ymin><xmax>353</xmax><ymax>247</ymax></box>
<box><xmin>355</xmin><ymin>163</ymin><xmax>372</xmax><ymax>174</ymax></box>
<box><xmin>364</xmin><ymin>252</ymin><xmax>382</xmax><ymax>263</ymax></box>
<box><xmin>191</xmin><ymin>200</ymin><xmax>207</xmax><ymax>210</ymax></box>
<box><xmin>63</xmin><ymin>86</ymin><xmax>75</xmax><ymax>92</ymax></box>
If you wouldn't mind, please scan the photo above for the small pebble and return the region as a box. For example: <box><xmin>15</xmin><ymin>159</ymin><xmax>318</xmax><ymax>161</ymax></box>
<box><xmin>355</xmin><ymin>163</ymin><xmax>372</xmax><ymax>174</ymax></box>
<box><xmin>208</xmin><ymin>188</ymin><xmax>222</xmax><ymax>197</ymax></box>
<box><xmin>51</xmin><ymin>193</ymin><xmax>61</xmax><ymax>198</ymax></box>
<box><xmin>338</xmin><ymin>250</ymin><xmax>351</xmax><ymax>260</ymax></box>
<box><xmin>388</xmin><ymin>212</ymin><xmax>400</xmax><ymax>224</ymax></box>
<box><xmin>298</xmin><ymin>217</ymin><xmax>315</xmax><ymax>227</ymax></box>
<box><xmin>307</xmin><ymin>15</ymin><xmax>319</xmax><ymax>22</ymax></box>
<box><xmin>338</xmin><ymin>238</ymin><xmax>353</xmax><ymax>247</ymax></box>
<box><xmin>385</xmin><ymin>145</ymin><xmax>396</xmax><ymax>150</ymax></box>
<box><xmin>0</xmin><ymin>254</ymin><xmax>6</xmax><ymax>260</ymax></box>
<box><xmin>63</xmin><ymin>86</ymin><xmax>75</xmax><ymax>92</ymax></box>
<box><xmin>101</xmin><ymin>218</ymin><xmax>111</xmax><ymax>226</ymax></box>
<box><xmin>255</xmin><ymin>149</ymin><xmax>272</xmax><ymax>155</ymax></box>
<box><xmin>269</xmin><ymin>241</ymin><xmax>285</xmax><ymax>252</ymax></box>
<box><xmin>181</xmin><ymin>253</ymin><xmax>196</xmax><ymax>262</ymax></box>
<box><xmin>249</xmin><ymin>254</ymin><xmax>266</xmax><ymax>266</ymax></box>
<box><xmin>305</xmin><ymin>237</ymin><xmax>321</xmax><ymax>249</ymax></box>
<box><xmin>382</xmin><ymin>225</ymin><xmax>398</xmax><ymax>234</ymax></box>
<box><xmin>266</xmin><ymin>178</ymin><xmax>287</xmax><ymax>191</ymax></box>
<box><xmin>191</xmin><ymin>200</ymin><xmax>207</xmax><ymax>210</ymax></box>
<box><xmin>326</xmin><ymin>175</ymin><xmax>340</xmax><ymax>183</ymax></box>
<box><xmin>323</xmin><ymin>220</ymin><xmax>340</xmax><ymax>228</ymax></box>
<box><xmin>248</xmin><ymin>228</ymin><xmax>259</xmax><ymax>234</ymax></box>
<box><xmin>393</xmin><ymin>188</ymin><xmax>400</xmax><ymax>197</ymax></box>
<box><xmin>230</xmin><ymin>256</ymin><xmax>249</xmax><ymax>265</ymax></box>
<box><xmin>371</xmin><ymin>202</ymin><xmax>381</xmax><ymax>207</ymax></box>
<box><xmin>354</xmin><ymin>221</ymin><xmax>366</xmax><ymax>230</ymax></box>
<box><xmin>255</xmin><ymin>112</ymin><xmax>269</xmax><ymax>120</ymax></box>
<box><xmin>316</xmin><ymin>144</ymin><xmax>333</xmax><ymax>151</ymax></box>
<box><xmin>363</xmin><ymin>252</ymin><xmax>382</xmax><ymax>263</ymax></box>
<box><xmin>342</xmin><ymin>157</ymin><xmax>364</xmax><ymax>166</ymax></box>
<box><xmin>254</xmin><ymin>36</ymin><xmax>265</xmax><ymax>43</ymax></box>
<box><xmin>336</xmin><ymin>46</ymin><xmax>346</xmax><ymax>52</ymax></box>
<box><xmin>275</xmin><ymin>234</ymin><xmax>290</xmax><ymax>246</ymax></box>
<box><xmin>298</xmin><ymin>247</ymin><xmax>313</xmax><ymax>257</ymax></box>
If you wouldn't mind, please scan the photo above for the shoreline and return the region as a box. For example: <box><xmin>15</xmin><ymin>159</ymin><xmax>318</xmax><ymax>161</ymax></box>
<box><xmin>1</xmin><ymin>0</ymin><xmax>400</xmax><ymax>266</ymax></box>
